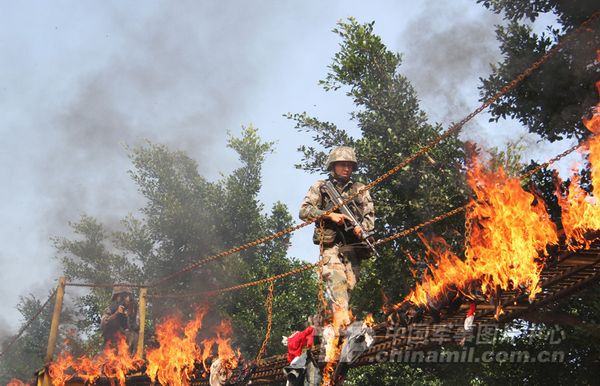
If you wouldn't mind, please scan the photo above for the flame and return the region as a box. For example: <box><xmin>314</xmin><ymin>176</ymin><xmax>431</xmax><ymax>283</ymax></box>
<box><xmin>465</xmin><ymin>159</ymin><xmax>557</xmax><ymax>301</ymax></box>
<box><xmin>47</xmin><ymin>351</ymin><xmax>76</xmax><ymax>386</ymax></box>
<box><xmin>401</xmin><ymin>157</ymin><xmax>558</xmax><ymax>312</ymax></box>
<box><xmin>95</xmin><ymin>334</ymin><xmax>142</xmax><ymax>385</ymax></box>
<box><xmin>558</xmin><ymin>79</ymin><xmax>600</xmax><ymax>249</ymax></box>
<box><xmin>7</xmin><ymin>379</ymin><xmax>30</xmax><ymax>386</ymax></box>
<box><xmin>364</xmin><ymin>313</ymin><xmax>375</xmax><ymax>328</ymax></box>
<box><xmin>397</xmin><ymin>73</ymin><xmax>600</xmax><ymax>316</ymax></box>
<box><xmin>145</xmin><ymin>307</ymin><xmax>206</xmax><ymax>386</ymax></box>
<box><xmin>404</xmin><ymin>235</ymin><xmax>474</xmax><ymax>308</ymax></box>
<box><xmin>321</xmin><ymin>308</ymin><xmax>353</xmax><ymax>386</ymax></box>
<box><xmin>200</xmin><ymin>338</ymin><xmax>215</xmax><ymax>372</ymax></box>
<box><xmin>47</xmin><ymin>307</ymin><xmax>241</xmax><ymax>386</ymax></box>
<box><xmin>145</xmin><ymin>308</ymin><xmax>240</xmax><ymax>386</ymax></box>
<box><xmin>47</xmin><ymin>333</ymin><xmax>142</xmax><ymax>386</ymax></box>
<box><xmin>200</xmin><ymin>320</ymin><xmax>240</xmax><ymax>378</ymax></box>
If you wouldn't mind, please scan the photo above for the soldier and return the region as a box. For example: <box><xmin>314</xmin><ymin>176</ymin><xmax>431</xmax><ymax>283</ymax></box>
<box><xmin>299</xmin><ymin>146</ymin><xmax>375</xmax><ymax>326</ymax></box>
<box><xmin>100</xmin><ymin>285</ymin><xmax>139</xmax><ymax>354</ymax></box>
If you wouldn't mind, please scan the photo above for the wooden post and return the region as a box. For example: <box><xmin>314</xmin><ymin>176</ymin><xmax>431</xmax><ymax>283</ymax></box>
<box><xmin>40</xmin><ymin>277</ymin><xmax>66</xmax><ymax>386</ymax></box>
<box><xmin>45</xmin><ymin>277</ymin><xmax>65</xmax><ymax>363</ymax></box>
<box><xmin>136</xmin><ymin>287</ymin><xmax>147</xmax><ymax>358</ymax></box>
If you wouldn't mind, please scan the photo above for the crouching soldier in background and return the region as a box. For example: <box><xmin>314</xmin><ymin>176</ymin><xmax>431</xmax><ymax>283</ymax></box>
<box><xmin>299</xmin><ymin>146</ymin><xmax>375</xmax><ymax>326</ymax></box>
<box><xmin>100</xmin><ymin>285</ymin><xmax>139</xmax><ymax>355</ymax></box>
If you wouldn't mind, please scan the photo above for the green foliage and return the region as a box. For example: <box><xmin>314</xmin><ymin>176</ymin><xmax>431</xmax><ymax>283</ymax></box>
<box><xmin>346</xmin><ymin>363</ymin><xmax>443</xmax><ymax>386</ymax></box>
<box><xmin>0</xmin><ymin>293</ymin><xmax>70</xmax><ymax>384</ymax></box>
<box><xmin>486</xmin><ymin>136</ymin><xmax>527</xmax><ymax>176</ymax></box>
<box><xmin>477</xmin><ymin>0</ymin><xmax>600</xmax><ymax>141</ymax></box>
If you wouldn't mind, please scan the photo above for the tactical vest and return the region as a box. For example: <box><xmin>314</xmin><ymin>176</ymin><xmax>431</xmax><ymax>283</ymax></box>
<box><xmin>312</xmin><ymin>179</ymin><xmax>364</xmax><ymax>246</ymax></box>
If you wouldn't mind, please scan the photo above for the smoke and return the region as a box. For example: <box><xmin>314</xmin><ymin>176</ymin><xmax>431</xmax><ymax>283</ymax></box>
<box><xmin>399</xmin><ymin>0</ymin><xmax>503</xmax><ymax>133</ymax></box>
<box><xmin>1</xmin><ymin>0</ymin><xmax>322</xmax><ymax>330</ymax></box>
<box><xmin>36</xmin><ymin>2</ymin><xmax>315</xmax><ymax>250</ymax></box>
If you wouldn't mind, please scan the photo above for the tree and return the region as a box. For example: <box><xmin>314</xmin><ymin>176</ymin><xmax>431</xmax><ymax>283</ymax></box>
<box><xmin>52</xmin><ymin>126</ymin><xmax>317</xmax><ymax>360</ymax></box>
<box><xmin>289</xmin><ymin>16</ymin><xmax>467</xmax><ymax>323</ymax></box>
<box><xmin>0</xmin><ymin>293</ymin><xmax>72</xmax><ymax>384</ymax></box>
<box><xmin>289</xmin><ymin>18</ymin><xmax>469</xmax><ymax>383</ymax></box>
<box><xmin>477</xmin><ymin>0</ymin><xmax>600</xmax><ymax>142</ymax></box>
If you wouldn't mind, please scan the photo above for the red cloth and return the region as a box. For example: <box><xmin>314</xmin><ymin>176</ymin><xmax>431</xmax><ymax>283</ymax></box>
<box><xmin>286</xmin><ymin>326</ymin><xmax>315</xmax><ymax>363</ymax></box>
<box><xmin>467</xmin><ymin>302</ymin><xmax>476</xmax><ymax>317</ymax></box>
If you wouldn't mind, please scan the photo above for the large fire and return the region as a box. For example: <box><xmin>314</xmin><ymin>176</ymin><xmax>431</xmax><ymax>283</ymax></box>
<box><xmin>402</xmin><ymin>156</ymin><xmax>558</xmax><ymax>312</ymax></box>
<box><xmin>557</xmin><ymin>79</ymin><xmax>600</xmax><ymax>249</ymax></box>
<box><xmin>465</xmin><ymin>158</ymin><xmax>558</xmax><ymax>302</ymax></box>
<box><xmin>145</xmin><ymin>307</ymin><xmax>206</xmax><ymax>386</ymax></box>
<box><xmin>401</xmin><ymin>75</ymin><xmax>600</xmax><ymax>315</ymax></box>
<box><xmin>48</xmin><ymin>333</ymin><xmax>142</xmax><ymax>386</ymax></box>
<box><xmin>47</xmin><ymin>309</ymin><xmax>240</xmax><ymax>386</ymax></box>
<box><xmin>199</xmin><ymin>319</ymin><xmax>240</xmax><ymax>381</ymax></box>
<box><xmin>404</xmin><ymin>235</ymin><xmax>474</xmax><ymax>308</ymax></box>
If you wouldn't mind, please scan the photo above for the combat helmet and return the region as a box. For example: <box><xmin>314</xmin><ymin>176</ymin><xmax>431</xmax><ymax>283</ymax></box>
<box><xmin>111</xmin><ymin>285</ymin><xmax>133</xmax><ymax>299</ymax></box>
<box><xmin>326</xmin><ymin>146</ymin><xmax>358</xmax><ymax>171</ymax></box>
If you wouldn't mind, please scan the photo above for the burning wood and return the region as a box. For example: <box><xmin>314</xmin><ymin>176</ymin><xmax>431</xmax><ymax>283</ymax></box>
<box><xmin>398</xmin><ymin>154</ymin><xmax>559</xmax><ymax>317</ymax></box>
<box><xmin>48</xmin><ymin>332</ymin><xmax>143</xmax><ymax>386</ymax></box>
<box><xmin>145</xmin><ymin>307</ymin><xmax>207</xmax><ymax>386</ymax></box>
<box><xmin>396</xmin><ymin>75</ymin><xmax>600</xmax><ymax>320</ymax></box>
<box><xmin>46</xmin><ymin>308</ymin><xmax>241</xmax><ymax>386</ymax></box>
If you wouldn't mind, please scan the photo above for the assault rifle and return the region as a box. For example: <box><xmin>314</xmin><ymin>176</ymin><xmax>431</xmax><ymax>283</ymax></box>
<box><xmin>322</xmin><ymin>181</ymin><xmax>379</xmax><ymax>258</ymax></box>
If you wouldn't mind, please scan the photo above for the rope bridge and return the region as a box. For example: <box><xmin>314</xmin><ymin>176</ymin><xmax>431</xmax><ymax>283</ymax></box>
<box><xmin>1</xmin><ymin>8</ymin><xmax>599</xmax><ymax>386</ymax></box>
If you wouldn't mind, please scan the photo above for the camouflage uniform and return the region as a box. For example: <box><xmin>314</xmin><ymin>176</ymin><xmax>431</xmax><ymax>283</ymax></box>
<box><xmin>299</xmin><ymin>147</ymin><xmax>375</xmax><ymax>322</ymax></box>
<box><xmin>100</xmin><ymin>286</ymin><xmax>139</xmax><ymax>354</ymax></box>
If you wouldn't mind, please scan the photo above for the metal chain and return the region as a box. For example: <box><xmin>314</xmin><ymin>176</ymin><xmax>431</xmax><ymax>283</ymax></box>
<box><xmin>104</xmin><ymin>134</ymin><xmax>590</xmax><ymax>301</ymax></box>
<box><xmin>60</xmin><ymin>11</ymin><xmax>600</xmax><ymax>295</ymax></box>
<box><xmin>149</xmin><ymin>221</ymin><xmax>315</xmax><ymax>287</ymax></box>
<box><xmin>463</xmin><ymin>203</ymin><xmax>474</xmax><ymax>254</ymax></box>
<box><xmin>375</xmin><ymin>136</ymin><xmax>590</xmax><ymax>247</ymax></box>
<box><xmin>0</xmin><ymin>288</ymin><xmax>57</xmax><ymax>359</ymax></box>
<box><xmin>317</xmin><ymin>220</ymin><xmax>328</xmax><ymax>314</ymax></box>
<box><xmin>374</xmin><ymin>204</ymin><xmax>472</xmax><ymax>246</ymax></box>
<box><xmin>148</xmin><ymin>11</ymin><xmax>600</xmax><ymax>289</ymax></box>
<box><xmin>147</xmin><ymin>263</ymin><xmax>318</xmax><ymax>299</ymax></box>
<box><xmin>255</xmin><ymin>282</ymin><xmax>274</xmax><ymax>362</ymax></box>
<box><xmin>66</xmin><ymin>282</ymin><xmax>147</xmax><ymax>289</ymax></box>
<box><xmin>144</xmin><ymin>136</ymin><xmax>591</xmax><ymax>300</ymax></box>
<box><xmin>520</xmin><ymin>140</ymin><xmax>586</xmax><ymax>181</ymax></box>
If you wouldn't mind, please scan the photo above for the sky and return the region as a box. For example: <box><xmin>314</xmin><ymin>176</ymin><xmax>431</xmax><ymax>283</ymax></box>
<box><xmin>0</xmin><ymin>0</ymin><xmax>581</xmax><ymax>336</ymax></box>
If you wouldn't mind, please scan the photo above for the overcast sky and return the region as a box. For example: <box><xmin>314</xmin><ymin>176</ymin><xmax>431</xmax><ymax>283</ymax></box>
<box><xmin>0</xmin><ymin>1</ymin><xmax>580</xmax><ymax>335</ymax></box>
